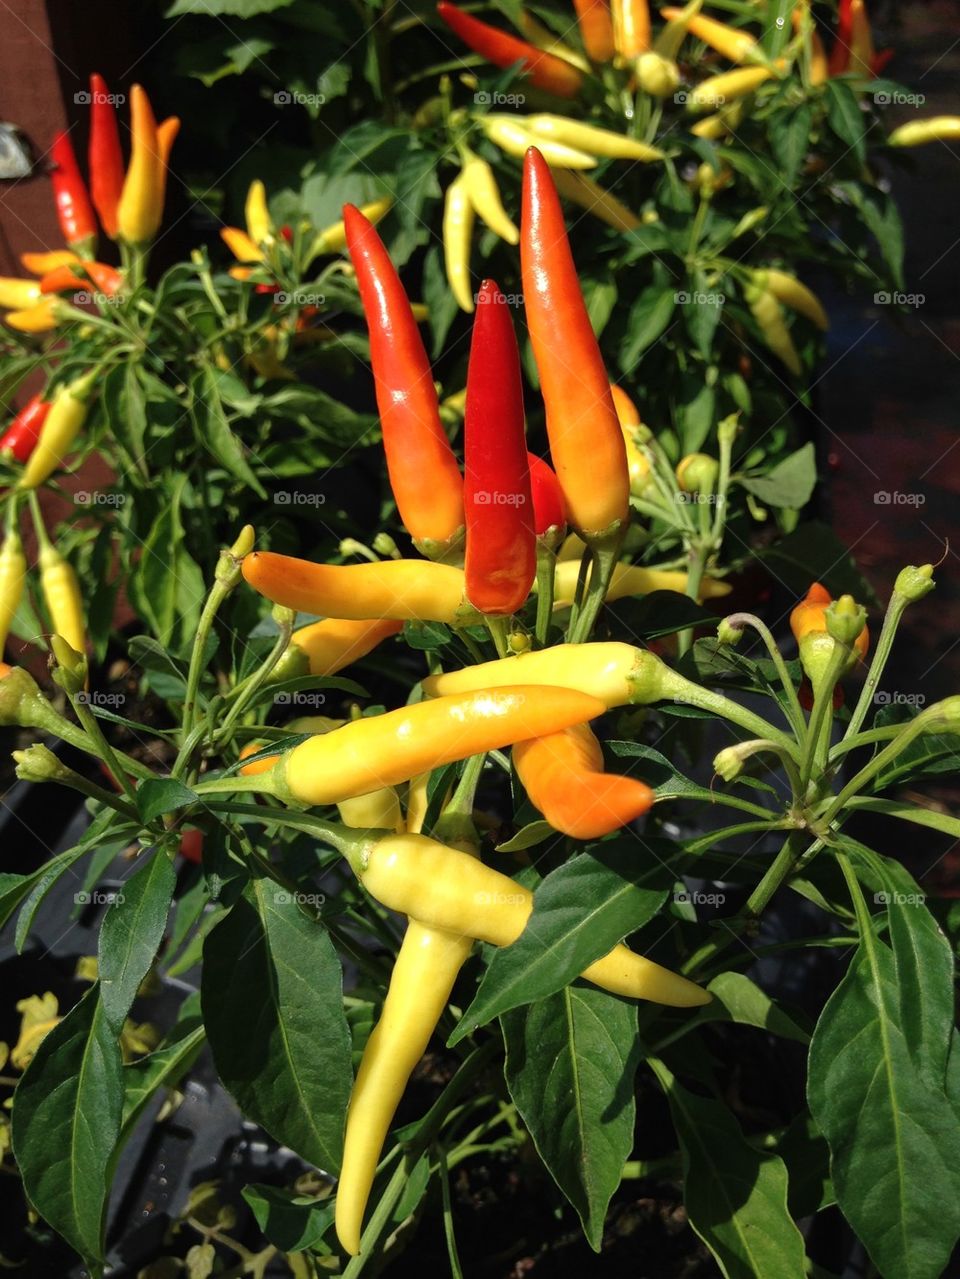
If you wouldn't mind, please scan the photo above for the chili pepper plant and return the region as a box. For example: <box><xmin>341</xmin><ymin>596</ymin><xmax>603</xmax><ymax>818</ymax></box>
<box><xmin>1</xmin><ymin>148</ymin><xmax>958</xmax><ymax>1279</ymax></box>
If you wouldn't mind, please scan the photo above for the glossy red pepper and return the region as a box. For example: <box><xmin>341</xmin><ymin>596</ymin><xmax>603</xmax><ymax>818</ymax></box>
<box><xmin>437</xmin><ymin>2</ymin><xmax>584</xmax><ymax>98</ymax></box>
<box><xmin>527</xmin><ymin>453</ymin><xmax>566</xmax><ymax>539</ymax></box>
<box><xmin>0</xmin><ymin>394</ymin><xmax>50</xmax><ymax>464</ymax></box>
<box><xmin>344</xmin><ymin>204</ymin><xmax>464</xmax><ymax>553</ymax></box>
<box><xmin>520</xmin><ymin>148</ymin><xmax>629</xmax><ymax>539</ymax></box>
<box><xmin>463</xmin><ymin>280</ymin><xmax>535</xmax><ymax>615</ymax></box>
<box><xmin>49</xmin><ymin>131</ymin><xmax>97</xmax><ymax>254</ymax></box>
<box><xmin>88</xmin><ymin>74</ymin><xmax>124</xmax><ymax>239</ymax></box>
<box><xmin>828</xmin><ymin>0</ymin><xmax>890</xmax><ymax>76</ymax></box>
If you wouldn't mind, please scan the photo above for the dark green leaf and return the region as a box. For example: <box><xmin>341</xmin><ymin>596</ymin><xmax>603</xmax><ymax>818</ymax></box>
<box><xmin>203</xmin><ymin>878</ymin><xmax>352</xmax><ymax>1171</ymax></box>
<box><xmin>99</xmin><ymin>851</ymin><xmax>176</xmax><ymax>1032</ymax></box>
<box><xmin>12</xmin><ymin>985</ymin><xmax>123</xmax><ymax>1265</ymax></box>
<box><xmin>652</xmin><ymin>1060</ymin><xmax>807</xmax><ymax>1278</ymax></box>
<box><xmin>768</xmin><ymin>105</ymin><xmax>812</xmax><ymax>189</ymax></box>
<box><xmin>136</xmin><ymin>778</ymin><xmax>200</xmax><ymax>824</ymax></box>
<box><xmin>740</xmin><ymin>443</ymin><xmax>817</xmax><ymax>509</ymax></box>
<box><xmin>242</xmin><ymin>1184</ymin><xmax>334</xmax><ymax>1252</ymax></box>
<box><xmin>825</xmin><ymin>80</ymin><xmax>866</xmax><ymax>165</ymax></box>
<box><xmin>694</xmin><ymin>971</ymin><xmax>810</xmax><ymax>1043</ymax></box>
<box><xmin>503</xmin><ymin>986</ymin><xmax>638</xmax><ymax>1249</ymax></box>
<box><xmin>620</xmin><ymin>286</ymin><xmax>677</xmax><ymax>368</ymax></box>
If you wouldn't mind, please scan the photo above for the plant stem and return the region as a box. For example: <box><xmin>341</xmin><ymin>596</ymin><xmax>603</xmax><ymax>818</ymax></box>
<box><xmin>841</xmin><ymin>591</ymin><xmax>908</xmax><ymax>743</ymax></box>
<box><xmin>723</xmin><ymin>611</ymin><xmax>806</xmax><ymax>738</ymax></box>
<box><xmin>534</xmin><ymin>544</ymin><xmax>555</xmax><ymax>648</ymax></box>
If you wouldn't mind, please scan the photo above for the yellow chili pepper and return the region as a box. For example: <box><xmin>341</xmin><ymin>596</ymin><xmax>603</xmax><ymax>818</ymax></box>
<box><xmin>518</xmin><ymin>12</ymin><xmax>590</xmax><ymax>69</ymax></box>
<box><xmin>309</xmin><ymin>197</ymin><xmax>393</xmax><ymax>259</ymax></box>
<box><xmin>244</xmin><ymin>179</ymin><xmax>273</xmax><ymax>246</ymax></box>
<box><xmin>481</xmin><ymin>116</ymin><xmax>597</xmax><ymax>169</ymax></box>
<box><xmin>221</xmin><ymin>226</ymin><xmax>264</xmax><ymax>264</ymax></box>
<box><xmin>443</xmin><ymin>173</ymin><xmax>475</xmax><ymax>313</ymax></box>
<box><xmin>4</xmin><ymin>302</ymin><xmax>62</xmax><ymax>333</ymax></box>
<box><xmin>553</xmin><ymin>558</ymin><xmax>731</xmax><ymax>605</ymax></box>
<box><xmin>635</xmin><ymin>51</ymin><xmax>681</xmax><ymax>97</ymax></box>
<box><xmin>242</xmin><ymin>551</ymin><xmax>475</xmax><ymax>624</ymax></box>
<box><xmin>351</xmin><ymin>832</ymin><xmax>711</xmax><ymax>1008</ymax></box>
<box><xmin>290</xmin><ymin>617</ymin><xmax>403</xmax><ymax>676</ymax></box>
<box><xmin>610</xmin><ymin>384</ymin><xmax>653</xmax><ymax>495</ymax></box>
<box><xmin>0</xmin><ymin>521</ymin><xmax>27</xmax><ymax>653</ymax></box>
<box><xmin>116</xmin><ymin>84</ymin><xmax>165</xmax><ymax>246</ymax></box>
<box><xmin>612</xmin><ymin>0</ymin><xmax>651</xmax><ymax>58</ymax></box>
<box><xmin>762</xmin><ymin>269</ymin><xmax>829</xmax><ymax>332</ymax></box>
<box><xmin>550</xmin><ymin>169</ymin><xmax>641</xmax><ymax>232</ymax></box>
<box><xmin>888</xmin><ymin>116</ymin><xmax>960</xmax><ymax>147</ymax></box>
<box><xmin>744</xmin><ymin>275</ymin><xmax>802</xmax><ymax>376</ymax></box>
<box><xmin>461</xmin><ymin>153</ymin><xmax>519</xmax><ymax>244</ymax></box>
<box><xmin>0</xmin><ymin>279</ymin><xmax>43</xmax><ymax>310</ymax></box>
<box><xmin>687</xmin><ymin>65</ymin><xmax>775</xmax><ymax>110</ymax></box>
<box><xmin>337</xmin><ymin>787</ymin><xmax>404</xmax><ymax>832</ymax></box>
<box><xmin>264</xmin><ymin>686</ymin><xmax>606</xmax><ymax>806</ymax></box>
<box><xmin>19</xmin><ymin>372</ymin><xmax>95</xmax><ymax>490</ymax></box>
<box><xmin>659</xmin><ymin>8</ymin><xmax>758</xmax><ymax>62</ymax></box>
<box><xmin>40</xmin><ymin>544</ymin><xmax>86</xmax><ymax>654</ymax></box>
<box><xmin>690</xmin><ymin>100</ymin><xmax>745</xmax><ymax>138</ymax></box>
<box><xmin>20</xmin><ymin>251</ymin><xmax>80</xmax><ymax>275</ymax></box>
<box><xmin>523</xmin><ymin>115</ymin><xmax>664</xmax><ymax>162</ymax></box>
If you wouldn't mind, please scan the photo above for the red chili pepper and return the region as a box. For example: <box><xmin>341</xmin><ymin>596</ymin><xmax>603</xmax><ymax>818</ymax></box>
<box><xmin>527</xmin><ymin>452</ymin><xmax>566</xmax><ymax>538</ymax></box>
<box><xmin>437</xmin><ymin>2</ymin><xmax>584</xmax><ymax>98</ymax></box>
<box><xmin>520</xmin><ymin>148</ymin><xmax>629</xmax><ymax>539</ymax></box>
<box><xmin>0</xmin><ymin>394</ymin><xmax>51</xmax><ymax>463</ymax></box>
<box><xmin>344</xmin><ymin>204</ymin><xmax>464</xmax><ymax>553</ymax></box>
<box><xmin>49</xmin><ymin>131</ymin><xmax>98</xmax><ymax>254</ymax></box>
<box><xmin>88</xmin><ymin>74</ymin><xmax>124</xmax><ymax>239</ymax></box>
<box><xmin>280</xmin><ymin>224</ymin><xmax>294</xmax><ymax>244</ymax></box>
<box><xmin>179</xmin><ymin>827</ymin><xmax>204</xmax><ymax>864</ymax></box>
<box><xmin>463</xmin><ymin>280</ymin><xmax>535</xmax><ymax>616</ymax></box>
<box><xmin>38</xmin><ymin>261</ymin><xmax>124</xmax><ymax>297</ymax></box>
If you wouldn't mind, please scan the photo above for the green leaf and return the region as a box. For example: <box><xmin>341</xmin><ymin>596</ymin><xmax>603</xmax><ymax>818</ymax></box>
<box><xmin>12</xmin><ymin>985</ymin><xmax>123</xmax><ymax>1265</ymax></box>
<box><xmin>502</xmin><ymin>986</ymin><xmax>638</xmax><ymax>1249</ymax></box>
<box><xmin>740</xmin><ymin>443</ymin><xmax>817</xmax><ymax>509</ymax></box>
<box><xmin>608</xmin><ymin>742</ymin><xmax>773</xmax><ymax>818</ymax></box>
<box><xmin>136</xmin><ymin>778</ymin><xmax>200</xmax><ymax>824</ymax></box>
<box><xmin>121</xmin><ymin>1012</ymin><xmax>205</xmax><ymax>1140</ymax></box>
<box><xmin>241</xmin><ymin>1184</ymin><xmax>334</xmax><ymax>1252</ymax></box>
<box><xmin>777</xmin><ymin>1113</ymin><xmax>835</xmax><ymax>1218</ymax></box>
<box><xmin>674</xmin><ymin>370</ymin><xmax>716</xmax><ymax>454</ymax></box>
<box><xmin>495</xmin><ymin>820</ymin><xmax>554</xmax><ymax>852</ymax></box>
<box><xmin>683</xmin><ymin>273</ymin><xmax>723</xmax><ymax>360</ymax></box>
<box><xmin>450</xmin><ymin>845</ymin><xmax>670</xmax><ymax>1043</ymax></box>
<box><xmin>807</xmin><ymin>883</ymin><xmax>960</xmax><ymax>1279</ymax></box>
<box><xmin>202</xmin><ymin>878</ymin><xmax>352</xmax><ymax>1171</ymax></box>
<box><xmin>620</xmin><ymin>286</ymin><xmax>677</xmax><ymax>368</ymax></box>
<box><xmin>694</xmin><ymin>972</ymin><xmax>809</xmax><ymax>1043</ymax></box>
<box><xmin>651</xmin><ymin>1059</ymin><xmax>807</xmax><ymax>1279</ymax></box>
<box><xmin>835</xmin><ymin>181</ymin><xmax>904</xmax><ymax>289</ymax></box>
<box><xmin>757</xmin><ymin>520</ymin><xmax>874</xmax><ymax>600</ymax></box>
<box><xmin>166</xmin><ymin>0</ymin><xmax>295</xmax><ymax>16</ymax></box>
<box><xmin>768</xmin><ymin>104</ymin><xmax>812</xmax><ymax>190</ymax></box>
<box><xmin>99</xmin><ymin>851</ymin><xmax>176</xmax><ymax>1033</ymax></box>
<box><xmin>197</xmin><ymin>369</ymin><xmax>267</xmax><ymax>496</ymax></box>
<box><xmin>825</xmin><ymin>80</ymin><xmax>866</xmax><ymax>166</ymax></box>
<box><xmin>608</xmin><ymin>591</ymin><xmax>714</xmax><ymax>640</ymax></box>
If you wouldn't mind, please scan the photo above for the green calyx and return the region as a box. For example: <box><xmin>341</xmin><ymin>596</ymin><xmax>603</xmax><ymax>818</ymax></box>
<box><xmin>824</xmin><ymin>595</ymin><xmax>866</xmax><ymax>647</ymax></box>
<box><xmin>50</xmin><ymin>635</ymin><xmax>88</xmax><ymax>695</ymax></box>
<box><xmin>894</xmin><ymin>563</ymin><xmax>935</xmax><ymax>603</ymax></box>
<box><xmin>13</xmin><ymin>743</ymin><xmax>73</xmax><ymax>784</ymax></box>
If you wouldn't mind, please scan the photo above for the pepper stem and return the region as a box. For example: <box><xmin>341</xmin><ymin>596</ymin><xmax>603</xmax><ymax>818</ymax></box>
<box><xmin>569</xmin><ymin>522</ymin><xmax>626</xmax><ymax>643</ymax></box>
<box><xmin>534</xmin><ymin>542</ymin><xmax>555</xmax><ymax>648</ymax></box>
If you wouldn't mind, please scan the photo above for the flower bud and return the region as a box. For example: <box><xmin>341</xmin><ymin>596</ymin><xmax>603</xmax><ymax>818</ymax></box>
<box><xmin>894</xmin><ymin>563</ymin><xmax>935</xmax><ymax>603</ymax></box>
<box><xmin>716</xmin><ymin>617</ymin><xmax>744</xmax><ymax>647</ymax></box>
<box><xmin>676</xmin><ymin>453</ymin><xmax>719</xmax><ymax>494</ymax></box>
<box><xmin>825</xmin><ymin>595</ymin><xmax>867</xmax><ymax>649</ymax></box>
<box><xmin>372</xmin><ymin>532</ymin><xmax>401</xmax><ymax>559</ymax></box>
<box><xmin>713</xmin><ymin>745</ymin><xmax>744</xmax><ymax>781</ymax></box>
<box><xmin>636</xmin><ymin>51</ymin><xmax>681</xmax><ymax>97</ymax></box>
<box><xmin>50</xmin><ymin>634</ymin><xmax>87</xmax><ymax>695</ymax></box>
<box><xmin>13</xmin><ymin>743</ymin><xmax>73</xmax><ymax>784</ymax></box>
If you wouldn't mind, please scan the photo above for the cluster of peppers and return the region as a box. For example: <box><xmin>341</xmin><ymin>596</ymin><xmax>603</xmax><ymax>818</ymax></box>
<box><xmin>227</xmin><ymin>147</ymin><xmax>752</xmax><ymax>1255</ymax></box>
<box><xmin>0</xmin><ymin>76</ymin><xmax>177</xmax><ymax>335</ymax></box>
